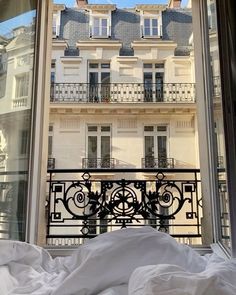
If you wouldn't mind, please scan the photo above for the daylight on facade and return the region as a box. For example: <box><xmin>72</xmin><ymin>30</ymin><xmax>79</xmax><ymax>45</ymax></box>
<box><xmin>0</xmin><ymin>0</ymin><xmax>231</xmax><ymax>252</ymax></box>
<box><xmin>1</xmin><ymin>0</ymin><xmax>236</xmax><ymax>293</ymax></box>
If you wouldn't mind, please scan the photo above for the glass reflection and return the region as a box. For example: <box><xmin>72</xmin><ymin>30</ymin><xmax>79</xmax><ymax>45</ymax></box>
<box><xmin>207</xmin><ymin>0</ymin><xmax>230</xmax><ymax>248</ymax></box>
<box><xmin>0</xmin><ymin>3</ymin><xmax>37</xmax><ymax>241</ymax></box>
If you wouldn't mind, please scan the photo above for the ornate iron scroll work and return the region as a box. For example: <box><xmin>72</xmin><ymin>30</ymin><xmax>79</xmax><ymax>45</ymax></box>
<box><xmin>47</xmin><ymin>169</ymin><xmax>202</xmax><ymax>245</ymax></box>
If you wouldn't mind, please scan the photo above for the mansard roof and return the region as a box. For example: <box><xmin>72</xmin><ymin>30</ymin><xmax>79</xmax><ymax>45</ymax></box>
<box><xmin>59</xmin><ymin>7</ymin><xmax>192</xmax><ymax>56</ymax></box>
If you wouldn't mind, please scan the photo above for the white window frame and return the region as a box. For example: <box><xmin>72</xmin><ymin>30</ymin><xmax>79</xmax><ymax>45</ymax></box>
<box><xmin>86</xmin><ymin>125</ymin><xmax>112</xmax><ymax>160</ymax></box>
<box><xmin>143</xmin><ymin>125</ymin><xmax>169</xmax><ymax>160</ymax></box>
<box><xmin>90</xmin><ymin>12</ymin><xmax>111</xmax><ymax>38</ymax></box>
<box><xmin>141</xmin><ymin>13</ymin><xmax>162</xmax><ymax>38</ymax></box>
<box><xmin>15</xmin><ymin>73</ymin><xmax>29</xmax><ymax>98</ymax></box>
<box><xmin>52</xmin><ymin>11</ymin><xmax>61</xmax><ymax>37</ymax></box>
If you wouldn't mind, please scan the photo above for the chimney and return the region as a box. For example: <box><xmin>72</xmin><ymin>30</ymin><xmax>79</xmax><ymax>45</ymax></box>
<box><xmin>168</xmin><ymin>0</ymin><xmax>181</xmax><ymax>8</ymax></box>
<box><xmin>76</xmin><ymin>0</ymin><xmax>88</xmax><ymax>8</ymax></box>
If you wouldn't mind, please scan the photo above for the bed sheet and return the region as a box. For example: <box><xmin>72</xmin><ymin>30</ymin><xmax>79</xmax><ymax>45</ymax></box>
<box><xmin>0</xmin><ymin>227</ymin><xmax>236</xmax><ymax>295</ymax></box>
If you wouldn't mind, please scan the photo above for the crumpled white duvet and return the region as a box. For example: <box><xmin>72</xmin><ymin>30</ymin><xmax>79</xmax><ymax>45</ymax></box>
<box><xmin>0</xmin><ymin>227</ymin><xmax>236</xmax><ymax>295</ymax></box>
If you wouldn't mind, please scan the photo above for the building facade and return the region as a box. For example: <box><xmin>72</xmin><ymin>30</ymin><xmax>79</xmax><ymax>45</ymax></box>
<box><xmin>50</xmin><ymin>1</ymin><xmax>197</xmax><ymax>172</ymax></box>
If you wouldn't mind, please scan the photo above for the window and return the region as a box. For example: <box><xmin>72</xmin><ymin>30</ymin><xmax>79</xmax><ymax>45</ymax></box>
<box><xmin>144</xmin><ymin>18</ymin><xmax>158</xmax><ymax>36</ymax></box>
<box><xmin>86</xmin><ymin>125</ymin><xmax>111</xmax><ymax>168</ymax></box>
<box><xmin>143</xmin><ymin>63</ymin><xmax>164</xmax><ymax>102</ymax></box>
<box><xmin>92</xmin><ymin>17</ymin><xmax>109</xmax><ymax>37</ymax></box>
<box><xmin>15</xmin><ymin>74</ymin><xmax>29</xmax><ymax>98</ymax></box>
<box><xmin>52</xmin><ymin>13</ymin><xmax>60</xmax><ymax>37</ymax></box>
<box><xmin>143</xmin><ymin>125</ymin><xmax>170</xmax><ymax>168</ymax></box>
<box><xmin>89</xmin><ymin>62</ymin><xmax>110</xmax><ymax>102</ymax></box>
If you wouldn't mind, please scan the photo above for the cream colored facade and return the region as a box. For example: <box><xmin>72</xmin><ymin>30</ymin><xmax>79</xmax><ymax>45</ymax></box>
<box><xmin>50</xmin><ymin>4</ymin><xmax>198</xmax><ymax>172</ymax></box>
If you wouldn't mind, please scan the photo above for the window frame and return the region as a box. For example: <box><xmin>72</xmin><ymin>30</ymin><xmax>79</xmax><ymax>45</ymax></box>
<box><xmin>91</xmin><ymin>16</ymin><xmax>110</xmax><ymax>38</ymax></box>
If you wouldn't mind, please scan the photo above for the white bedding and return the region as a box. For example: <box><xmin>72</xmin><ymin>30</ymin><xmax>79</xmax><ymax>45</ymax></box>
<box><xmin>0</xmin><ymin>227</ymin><xmax>236</xmax><ymax>295</ymax></box>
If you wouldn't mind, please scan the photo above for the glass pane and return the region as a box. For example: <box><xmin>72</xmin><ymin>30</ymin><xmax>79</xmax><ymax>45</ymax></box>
<box><xmin>101</xmin><ymin>63</ymin><xmax>110</xmax><ymax>69</ymax></box>
<box><xmin>0</xmin><ymin>0</ymin><xmax>37</xmax><ymax>241</ymax></box>
<box><xmin>143</xmin><ymin>64</ymin><xmax>152</xmax><ymax>69</ymax></box>
<box><xmin>144</xmin><ymin>27</ymin><xmax>150</xmax><ymax>36</ymax></box>
<box><xmin>157</xmin><ymin>136</ymin><xmax>167</xmax><ymax>159</ymax></box>
<box><xmin>207</xmin><ymin>0</ymin><xmax>230</xmax><ymax>248</ymax></box>
<box><xmin>152</xmin><ymin>19</ymin><xmax>158</xmax><ymax>27</ymax></box>
<box><xmin>101</xmin><ymin>126</ymin><xmax>110</xmax><ymax>132</ymax></box>
<box><xmin>89</xmin><ymin>72</ymin><xmax>98</xmax><ymax>101</ymax></box>
<box><xmin>152</xmin><ymin>28</ymin><xmax>158</xmax><ymax>36</ymax></box>
<box><xmin>144</xmin><ymin>126</ymin><xmax>154</xmax><ymax>132</ymax></box>
<box><xmin>101</xmin><ymin>136</ymin><xmax>110</xmax><ymax>168</ymax></box>
<box><xmin>101</xmin><ymin>19</ymin><xmax>107</xmax><ymax>26</ymax></box>
<box><xmin>94</xmin><ymin>18</ymin><xmax>99</xmax><ymax>27</ymax></box>
<box><xmin>101</xmin><ymin>72</ymin><xmax>110</xmax><ymax>101</ymax></box>
<box><xmin>89</xmin><ymin>63</ymin><xmax>98</xmax><ymax>69</ymax></box>
<box><xmin>88</xmin><ymin>136</ymin><xmax>97</xmax><ymax>168</ymax></box>
<box><xmin>144</xmin><ymin>136</ymin><xmax>154</xmax><ymax>168</ymax></box>
<box><xmin>88</xmin><ymin>125</ymin><xmax>97</xmax><ymax>132</ymax></box>
<box><xmin>93</xmin><ymin>27</ymin><xmax>99</xmax><ymax>36</ymax></box>
<box><xmin>102</xmin><ymin>27</ymin><xmax>107</xmax><ymax>36</ymax></box>
<box><xmin>144</xmin><ymin>19</ymin><xmax>150</xmax><ymax>26</ymax></box>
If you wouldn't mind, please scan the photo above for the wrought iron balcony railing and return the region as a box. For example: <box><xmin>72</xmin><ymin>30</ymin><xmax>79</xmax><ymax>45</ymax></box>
<box><xmin>82</xmin><ymin>158</ymin><xmax>115</xmax><ymax>169</ymax></box>
<box><xmin>47</xmin><ymin>158</ymin><xmax>55</xmax><ymax>169</ymax></box>
<box><xmin>142</xmin><ymin>157</ymin><xmax>175</xmax><ymax>168</ymax></box>
<box><xmin>46</xmin><ymin>168</ymin><xmax>202</xmax><ymax>246</ymax></box>
<box><xmin>50</xmin><ymin>83</ymin><xmax>196</xmax><ymax>103</ymax></box>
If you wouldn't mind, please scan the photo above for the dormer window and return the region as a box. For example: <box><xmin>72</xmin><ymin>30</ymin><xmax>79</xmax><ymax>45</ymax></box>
<box><xmin>144</xmin><ymin>18</ymin><xmax>158</xmax><ymax>36</ymax></box>
<box><xmin>93</xmin><ymin>17</ymin><xmax>109</xmax><ymax>37</ymax></box>
<box><xmin>136</xmin><ymin>5</ymin><xmax>166</xmax><ymax>39</ymax></box>
<box><xmin>87</xmin><ymin>4</ymin><xmax>116</xmax><ymax>39</ymax></box>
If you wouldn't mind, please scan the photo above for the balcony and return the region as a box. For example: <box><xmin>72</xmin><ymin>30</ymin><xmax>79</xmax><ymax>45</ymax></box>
<box><xmin>50</xmin><ymin>83</ymin><xmax>196</xmax><ymax>104</ymax></box>
<box><xmin>142</xmin><ymin>157</ymin><xmax>175</xmax><ymax>168</ymax></box>
<box><xmin>46</xmin><ymin>168</ymin><xmax>202</xmax><ymax>246</ymax></box>
<box><xmin>82</xmin><ymin>157</ymin><xmax>115</xmax><ymax>168</ymax></box>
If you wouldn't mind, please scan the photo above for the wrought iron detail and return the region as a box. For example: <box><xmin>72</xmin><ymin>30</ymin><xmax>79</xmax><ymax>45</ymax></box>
<box><xmin>46</xmin><ymin>168</ymin><xmax>202</xmax><ymax>245</ymax></box>
<box><xmin>82</xmin><ymin>158</ymin><xmax>115</xmax><ymax>168</ymax></box>
<box><xmin>142</xmin><ymin>157</ymin><xmax>175</xmax><ymax>168</ymax></box>
<box><xmin>50</xmin><ymin>82</ymin><xmax>196</xmax><ymax>103</ymax></box>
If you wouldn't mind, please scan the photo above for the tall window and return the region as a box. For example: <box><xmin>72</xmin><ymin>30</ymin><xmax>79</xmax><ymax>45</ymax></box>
<box><xmin>15</xmin><ymin>74</ymin><xmax>29</xmax><ymax>98</ymax></box>
<box><xmin>144</xmin><ymin>125</ymin><xmax>170</xmax><ymax>168</ymax></box>
<box><xmin>86</xmin><ymin>125</ymin><xmax>111</xmax><ymax>168</ymax></box>
<box><xmin>143</xmin><ymin>63</ymin><xmax>164</xmax><ymax>102</ymax></box>
<box><xmin>92</xmin><ymin>17</ymin><xmax>109</xmax><ymax>37</ymax></box>
<box><xmin>89</xmin><ymin>62</ymin><xmax>110</xmax><ymax>102</ymax></box>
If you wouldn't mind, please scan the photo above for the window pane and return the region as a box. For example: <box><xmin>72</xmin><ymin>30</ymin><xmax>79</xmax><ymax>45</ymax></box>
<box><xmin>101</xmin><ymin>19</ymin><xmax>107</xmax><ymax>26</ymax></box>
<box><xmin>101</xmin><ymin>126</ymin><xmax>110</xmax><ymax>132</ymax></box>
<box><xmin>88</xmin><ymin>136</ymin><xmax>97</xmax><ymax>158</ymax></box>
<box><xmin>93</xmin><ymin>27</ymin><xmax>99</xmax><ymax>36</ymax></box>
<box><xmin>143</xmin><ymin>64</ymin><xmax>152</xmax><ymax>69</ymax></box>
<box><xmin>89</xmin><ymin>63</ymin><xmax>99</xmax><ymax>69</ymax></box>
<box><xmin>157</xmin><ymin>136</ymin><xmax>167</xmax><ymax>158</ymax></box>
<box><xmin>101</xmin><ymin>136</ymin><xmax>110</xmax><ymax>168</ymax></box>
<box><xmin>94</xmin><ymin>18</ymin><xmax>99</xmax><ymax>27</ymax></box>
<box><xmin>145</xmin><ymin>136</ymin><xmax>154</xmax><ymax>159</ymax></box>
<box><xmin>144</xmin><ymin>126</ymin><xmax>154</xmax><ymax>132</ymax></box>
<box><xmin>144</xmin><ymin>19</ymin><xmax>150</xmax><ymax>26</ymax></box>
<box><xmin>144</xmin><ymin>27</ymin><xmax>150</xmax><ymax>36</ymax></box>
<box><xmin>101</xmin><ymin>63</ymin><xmax>110</xmax><ymax>69</ymax></box>
<box><xmin>155</xmin><ymin>63</ymin><xmax>164</xmax><ymax>68</ymax></box>
<box><xmin>102</xmin><ymin>27</ymin><xmax>107</xmax><ymax>36</ymax></box>
<box><xmin>88</xmin><ymin>126</ymin><xmax>97</xmax><ymax>132</ymax></box>
<box><xmin>152</xmin><ymin>27</ymin><xmax>158</xmax><ymax>36</ymax></box>
<box><xmin>157</xmin><ymin>126</ymin><xmax>167</xmax><ymax>132</ymax></box>
<box><xmin>152</xmin><ymin>19</ymin><xmax>158</xmax><ymax>27</ymax></box>
<box><xmin>0</xmin><ymin>0</ymin><xmax>37</xmax><ymax>241</ymax></box>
